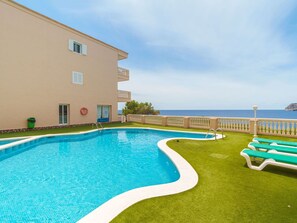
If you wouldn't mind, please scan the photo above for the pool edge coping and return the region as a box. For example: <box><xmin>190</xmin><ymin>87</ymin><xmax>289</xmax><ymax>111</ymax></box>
<box><xmin>78</xmin><ymin>127</ymin><xmax>221</xmax><ymax>223</ymax></box>
<box><xmin>0</xmin><ymin>129</ymin><xmax>99</xmax><ymax>151</ymax></box>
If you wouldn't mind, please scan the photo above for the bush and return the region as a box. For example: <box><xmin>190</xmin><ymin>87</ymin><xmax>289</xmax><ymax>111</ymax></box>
<box><xmin>122</xmin><ymin>100</ymin><xmax>160</xmax><ymax>116</ymax></box>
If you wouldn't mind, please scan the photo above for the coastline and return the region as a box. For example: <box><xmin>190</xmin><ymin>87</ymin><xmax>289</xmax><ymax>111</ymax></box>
<box><xmin>159</xmin><ymin>110</ymin><xmax>297</xmax><ymax>119</ymax></box>
<box><xmin>118</xmin><ymin>110</ymin><xmax>297</xmax><ymax>119</ymax></box>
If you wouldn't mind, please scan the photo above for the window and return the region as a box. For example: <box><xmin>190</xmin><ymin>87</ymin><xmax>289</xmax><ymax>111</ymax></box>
<box><xmin>72</xmin><ymin>71</ymin><xmax>83</xmax><ymax>85</ymax></box>
<box><xmin>68</xmin><ymin>39</ymin><xmax>87</xmax><ymax>55</ymax></box>
<box><xmin>59</xmin><ymin>104</ymin><xmax>69</xmax><ymax>125</ymax></box>
<box><xmin>73</xmin><ymin>42</ymin><xmax>82</xmax><ymax>53</ymax></box>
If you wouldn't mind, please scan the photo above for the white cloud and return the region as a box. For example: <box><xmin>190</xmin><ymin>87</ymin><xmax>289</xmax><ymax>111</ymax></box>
<box><xmin>84</xmin><ymin>0</ymin><xmax>297</xmax><ymax>70</ymax></box>
<box><xmin>119</xmin><ymin>68</ymin><xmax>297</xmax><ymax>109</ymax></box>
<box><xmin>52</xmin><ymin>0</ymin><xmax>297</xmax><ymax>72</ymax></box>
<box><xmin>39</xmin><ymin>0</ymin><xmax>297</xmax><ymax>108</ymax></box>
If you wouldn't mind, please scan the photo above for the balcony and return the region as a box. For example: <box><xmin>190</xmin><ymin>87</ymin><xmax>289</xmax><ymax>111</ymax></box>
<box><xmin>118</xmin><ymin>67</ymin><xmax>129</xmax><ymax>82</ymax></box>
<box><xmin>118</xmin><ymin>90</ymin><xmax>131</xmax><ymax>102</ymax></box>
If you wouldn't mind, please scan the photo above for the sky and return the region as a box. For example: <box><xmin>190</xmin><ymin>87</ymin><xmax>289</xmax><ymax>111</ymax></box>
<box><xmin>15</xmin><ymin>0</ymin><xmax>297</xmax><ymax>109</ymax></box>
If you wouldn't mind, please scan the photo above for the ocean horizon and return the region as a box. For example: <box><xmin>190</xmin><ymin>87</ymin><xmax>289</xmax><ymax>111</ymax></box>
<box><xmin>119</xmin><ymin>110</ymin><xmax>297</xmax><ymax>119</ymax></box>
<box><xmin>159</xmin><ymin>110</ymin><xmax>297</xmax><ymax>119</ymax></box>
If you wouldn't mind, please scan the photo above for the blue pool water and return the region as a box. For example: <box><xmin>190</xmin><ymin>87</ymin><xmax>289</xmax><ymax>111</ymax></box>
<box><xmin>0</xmin><ymin>128</ymin><xmax>211</xmax><ymax>222</ymax></box>
<box><xmin>0</xmin><ymin>138</ymin><xmax>22</xmax><ymax>146</ymax></box>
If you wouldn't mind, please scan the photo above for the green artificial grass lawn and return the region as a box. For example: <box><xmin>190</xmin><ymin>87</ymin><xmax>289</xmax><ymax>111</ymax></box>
<box><xmin>1</xmin><ymin>123</ymin><xmax>297</xmax><ymax>222</ymax></box>
<box><xmin>110</xmin><ymin>125</ymin><xmax>297</xmax><ymax>223</ymax></box>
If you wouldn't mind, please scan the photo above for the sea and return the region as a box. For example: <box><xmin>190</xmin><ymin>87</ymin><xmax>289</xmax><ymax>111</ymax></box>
<box><xmin>159</xmin><ymin>110</ymin><xmax>297</xmax><ymax>119</ymax></box>
<box><xmin>119</xmin><ymin>110</ymin><xmax>297</xmax><ymax>119</ymax></box>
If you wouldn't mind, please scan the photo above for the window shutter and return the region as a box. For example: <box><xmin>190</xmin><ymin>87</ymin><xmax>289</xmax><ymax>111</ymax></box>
<box><xmin>68</xmin><ymin>39</ymin><xmax>74</xmax><ymax>51</ymax></box>
<box><xmin>72</xmin><ymin>72</ymin><xmax>76</xmax><ymax>83</ymax></box>
<box><xmin>82</xmin><ymin>44</ymin><xmax>88</xmax><ymax>55</ymax></box>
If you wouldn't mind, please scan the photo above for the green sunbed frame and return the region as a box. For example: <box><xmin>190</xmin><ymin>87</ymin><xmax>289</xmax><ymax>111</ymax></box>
<box><xmin>248</xmin><ymin>142</ymin><xmax>297</xmax><ymax>155</ymax></box>
<box><xmin>253</xmin><ymin>137</ymin><xmax>297</xmax><ymax>147</ymax></box>
<box><xmin>240</xmin><ymin>149</ymin><xmax>297</xmax><ymax>171</ymax></box>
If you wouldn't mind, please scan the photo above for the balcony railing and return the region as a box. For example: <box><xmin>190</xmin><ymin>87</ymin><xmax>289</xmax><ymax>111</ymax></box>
<box><xmin>118</xmin><ymin>90</ymin><xmax>131</xmax><ymax>102</ymax></box>
<box><xmin>118</xmin><ymin>67</ymin><xmax>129</xmax><ymax>82</ymax></box>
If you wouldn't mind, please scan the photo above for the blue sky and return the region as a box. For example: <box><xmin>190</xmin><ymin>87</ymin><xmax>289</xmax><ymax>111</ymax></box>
<box><xmin>15</xmin><ymin>0</ymin><xmax>297</xmax><ymax>109</ymax></box>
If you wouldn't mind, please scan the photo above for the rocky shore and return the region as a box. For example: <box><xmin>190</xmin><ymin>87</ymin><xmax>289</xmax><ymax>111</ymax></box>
<box><xmin>285</xmin><ymin>103</ymin><xmax>297</xmax><ymax>111</ymax></box>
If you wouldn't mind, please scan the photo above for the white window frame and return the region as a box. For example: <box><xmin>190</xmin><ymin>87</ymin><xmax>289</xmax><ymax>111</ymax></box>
<box><xmin>68</xmin><ymin>39</ymin><xmax>87</xmax><ymax>55</ymax></box>
<box><xmin>72</xmin><ymin>71</ymin><xmax>84</xmax><ymax>85</ymax></box>
<box><xmin>59</xmin><ymin>104</ymin><xmax>69</xmax><ymax>125</ymax></box>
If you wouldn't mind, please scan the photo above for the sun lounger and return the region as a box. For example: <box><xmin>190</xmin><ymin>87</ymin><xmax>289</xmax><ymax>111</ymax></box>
<box><xmin>253</xmin><ymin>137</ymin><xmax>297</xmax><ymax>147</ymax></box>
<box><xmin>248</xmin><ymin>142</ymin><xmax>297</xmax><ymax>156</ymax></box>
<box><xmin>240</xmin><ymin>149</ymin><xmax>297</xmax><ymax>171</ymax></box>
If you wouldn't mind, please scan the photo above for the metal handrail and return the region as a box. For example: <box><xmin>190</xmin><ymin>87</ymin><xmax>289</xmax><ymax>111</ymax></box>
<box><xmin>216</xmin><ymin>128</ymin><xmax>224</xmax><ymax>140</ymax></box>
<box><xmin>205</xmin><ymin>128</ymin><xmax>224</xmax><ymax>140</ymax></box>
<box><xmin>92</xmin><ymin>122</ymin><xmax>104</xmax><ymax>129</ymax></box>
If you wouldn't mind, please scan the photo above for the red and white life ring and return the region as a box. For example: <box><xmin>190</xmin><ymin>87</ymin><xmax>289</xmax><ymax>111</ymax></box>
<box><xmin>80</xmin><ymin>107</ymin><xmax>88</xmax><ymax>115</ymax></box>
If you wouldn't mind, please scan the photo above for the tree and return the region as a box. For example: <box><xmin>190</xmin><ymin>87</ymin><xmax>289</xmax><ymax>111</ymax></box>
<box><xmin>122</xmin><ymin>100</ymin><xmax>160</xmax><ymax>116</ymax></box>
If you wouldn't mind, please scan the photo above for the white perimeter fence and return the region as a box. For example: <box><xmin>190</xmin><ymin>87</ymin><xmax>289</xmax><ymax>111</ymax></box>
<box><xmin>123</xmin><ymin>114</ymin><xmax>297</xmax><ymax>138</ymax></box>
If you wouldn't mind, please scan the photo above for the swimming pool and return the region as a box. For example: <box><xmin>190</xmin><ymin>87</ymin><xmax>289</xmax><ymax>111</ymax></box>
<box><xmin>0</xmin><ymin>128</ymin><xmax>215</xmax><ymax>222</ymax></box>
<box><xmin>0</xmin><ymin>138</ymin><xmax>24</xmax><ymax>146</ymax></box>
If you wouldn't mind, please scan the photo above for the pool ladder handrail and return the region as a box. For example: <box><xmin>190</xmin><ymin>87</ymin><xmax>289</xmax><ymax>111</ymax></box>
<box><xmin>206</xmin><ymin>128</ymin><xmax>224</xmax><ymax>140</ymax></box>
<box><xmin>92</xmin><ymin>122</ymin><xmax>104</xmax><ymax>130</ymax></box>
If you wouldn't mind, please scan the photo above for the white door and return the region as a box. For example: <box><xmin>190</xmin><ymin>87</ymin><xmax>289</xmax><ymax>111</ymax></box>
<box><xmin>59</xmin><ymin>104</ymin><xmax>69</xmax><ymax>125</ymax></box>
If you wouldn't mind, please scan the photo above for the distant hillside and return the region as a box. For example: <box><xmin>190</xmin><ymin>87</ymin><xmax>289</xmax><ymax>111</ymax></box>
<box><xmin>285</xmin><ymin>103</ymin><xmax>297</xmax><ymax>111</ymax></box>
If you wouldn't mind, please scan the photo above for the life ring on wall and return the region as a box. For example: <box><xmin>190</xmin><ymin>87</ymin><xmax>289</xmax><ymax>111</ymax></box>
<box><xmin>80</xmin><ymin>107</ymin><xmax>88</xmax><ymax>115</ymax></box>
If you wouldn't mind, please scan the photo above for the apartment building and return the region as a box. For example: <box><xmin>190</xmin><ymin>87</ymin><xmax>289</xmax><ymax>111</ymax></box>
<box><xmin>0</xmin><ymin>0</ymin><xmax>130</xmax><ymax>130</ymax></box>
